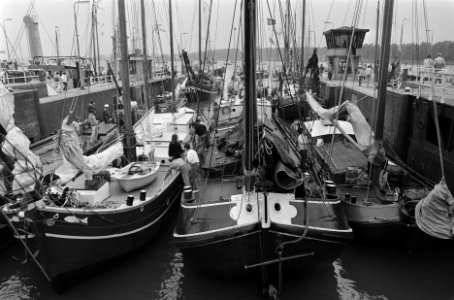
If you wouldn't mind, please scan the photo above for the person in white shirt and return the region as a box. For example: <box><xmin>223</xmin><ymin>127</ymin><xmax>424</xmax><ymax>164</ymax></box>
<box><xmin>363</xmin><ymin>65</ymin><xmax>373</xmax><ymax>87</ymax></box>
<box><xmin>423</xmin><ymin>54</ymin><xmax>434</xmax><ymax>69</ymax></box>
<box><xmin>184</xmin><ymin>143</ymin><xmax>199</xmax><ymax>190</ymax></box>
<box><xmin>61</xmin><ymin>72</ymin><xmax>68</xmax><ymax>91</ymax></box>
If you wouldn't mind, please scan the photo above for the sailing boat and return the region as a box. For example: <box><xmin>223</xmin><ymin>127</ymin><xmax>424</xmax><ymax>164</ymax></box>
<box><xmin>181</xmin><ymin>0</ymin><xmax>222</xmax><ymax>103</ymax></box>
<box><xmin>173</xmin><ymin>1</ymin><xmax>352</xmax><ymax>294</ymax></box>
<box><xmin>0</xmin><ymin>0</ymin><xmax>193</xmax><ymax>291</ymax></box>
<box><xmin>304</xmin><ymin>0</ymin><xmax>448</xmax><ymax>248</ymax></box>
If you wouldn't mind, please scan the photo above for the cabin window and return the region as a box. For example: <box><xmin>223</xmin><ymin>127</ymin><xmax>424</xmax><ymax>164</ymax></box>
<box><xmin>425</xmin><ymin>112</ymin><xmax>452</xmax><ymax>150</ymax></box>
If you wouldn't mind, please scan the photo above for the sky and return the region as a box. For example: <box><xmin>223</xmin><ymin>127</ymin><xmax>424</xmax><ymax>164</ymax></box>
<box><xmin>0</xmin><ymin>0</ymin><xmax>453</xmax><ymax>63</ymax></box>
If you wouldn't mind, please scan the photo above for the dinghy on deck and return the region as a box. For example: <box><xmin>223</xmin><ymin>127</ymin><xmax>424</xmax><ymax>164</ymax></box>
<box><xmin>110</xmin><ymin>162</ymin><xmax>160</xmax><ymax>193</ymax></box>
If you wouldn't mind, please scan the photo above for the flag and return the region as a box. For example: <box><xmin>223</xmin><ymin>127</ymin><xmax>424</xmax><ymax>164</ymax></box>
<box><xmin>267</xmin><ymin>18</ymin><xmax>276</xmax><ymax>25</ymax></box>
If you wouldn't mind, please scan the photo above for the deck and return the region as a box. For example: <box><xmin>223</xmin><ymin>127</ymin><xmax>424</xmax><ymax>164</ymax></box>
<box><xmin>321</xmin><ymin>70</ymin><xmax>454</xmax><ymax>106</ymax></box>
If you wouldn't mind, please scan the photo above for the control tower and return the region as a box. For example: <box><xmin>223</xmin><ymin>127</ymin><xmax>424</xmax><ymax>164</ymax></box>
<box><xmin>23</xmin><ymin>15</ymin><xmax>43</xmax><ymax>61</ymax></box>
<box><xmin>323</xmin><ymin>26</ymin><xmax>369</xmax><ymax>80</ymax></box>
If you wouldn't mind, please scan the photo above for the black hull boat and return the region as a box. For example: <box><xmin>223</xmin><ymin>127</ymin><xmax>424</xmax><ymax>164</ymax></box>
<box><xmin>174</xmin><ymin>186</ymin><xmax>352</xmax><ymax>280</ymax></box>
<box><xmin>5</xmin><ymin>169</ymin><xmax>183</xmax><ymax>291</ymax></box>
<box><xmin>185</xmin><ymin>85</ymin><xmax>220</xmax><ymax>103</ymax></box>
<box><xmin>173</xmin><ymin>1</ymin><xmax>353</xmax><ymax>295</ymax></box>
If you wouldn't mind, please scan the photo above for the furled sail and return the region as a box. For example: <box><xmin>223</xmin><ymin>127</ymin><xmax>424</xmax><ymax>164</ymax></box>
<box><xmin>55</xmin><ymin>115</ymin><xmax>123</xmax><ymax>183</ymax></box>
<box><xmin>305</xmin><ymin>91</ymin><xmax>384</xmax><ymax>163</ymax></box>
<box><xmin>415</xmin><ymin>179</ymin><xmax>454</xmax><ymax>239</ymax></box>
<box><xmin>262</xmin><ymin>119</ymin><xmax>303</xmax><ymax>190</ymax></box>
<box><xmin>0</xmin><ymin>82</ymin><xmax>42</xmax><ymax>194</ymax></box>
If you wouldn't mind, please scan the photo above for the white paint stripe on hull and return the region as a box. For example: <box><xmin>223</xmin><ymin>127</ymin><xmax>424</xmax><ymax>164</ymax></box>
<box><xmin>181</xmin><ymin>199</ymin><xmax>341</xmax><ymax>209</ymax></box>
<box><xmin>173</xmin><ymin>221</ymin><xmax>351</xmax><ymax>238</ymax></box>
<box><xmin>44</xmin><ymin>197</ymin><xmax>177</xmax><ymax>240</ymax></box>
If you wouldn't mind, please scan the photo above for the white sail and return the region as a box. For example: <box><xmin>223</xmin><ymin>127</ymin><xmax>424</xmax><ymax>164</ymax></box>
<box><xmin>0</xmin><ymin>82</ymin><xmax>42</xmax><ymax>193</ymax></box>
<box><xmin>305</xmin><ymin>91</ymin><xmax>376</xmax><ymax>155</ymax></box>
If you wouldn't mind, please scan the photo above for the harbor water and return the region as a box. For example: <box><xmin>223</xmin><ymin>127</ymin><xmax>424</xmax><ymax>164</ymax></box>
<box><xmin>1</xmin><ymin>222</ymin><xmax>454</xmax><ymax>299</ymax></box>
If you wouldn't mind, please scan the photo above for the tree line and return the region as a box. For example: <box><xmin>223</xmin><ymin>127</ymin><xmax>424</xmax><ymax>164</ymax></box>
<box><xmin>163</xmin><ymin>40</ymin><xmax>454</xmax><ymax>65</ymax></box>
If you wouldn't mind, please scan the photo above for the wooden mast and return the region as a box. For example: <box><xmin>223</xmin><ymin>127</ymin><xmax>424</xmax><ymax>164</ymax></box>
<box><xmin>198</xmin><ymin>0</ymin><xmax>202</xmax><ymax>71</ymax></box>
<box><xmin>244</xmin><ymin>0</ymin><xmax>256</xmax><ymax>192</ymax></box>
<box><xmin>118</xmin><ymin>0</ymin><xmax>135</xmax><ymax>162</ymax></box>
<box><xmin>373</xmin><ymin>0</ymin><xmax>380</xmax><ymax>84</ymax></box>
<box><xmin>169</xmin><ymin>0</ymin><xmax>176</xmax><ymax>107</ymax></box>
<box><xmin>299</xmin><ymin>0</ymin><xmax>306</xmax><ymax>90</ymax></box>
<box><xmin>375</xmin><ymin>0</ymin><xmax>394</xmax><ymax>141</ymax></box>
<box><xmin>141</xmin><ymin>0</ymin><xmax>150</xmax><ymax>110</ymax></box>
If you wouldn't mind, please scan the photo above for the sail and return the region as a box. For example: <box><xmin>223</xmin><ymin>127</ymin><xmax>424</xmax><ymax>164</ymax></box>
<box><xmin>305</xmin><ymin>91</ymin><xmax>375</xmax><ymax>154</ymax></box>
<box><xmin>133</xmin><ymin>109</ymin><xmax>163</xmax><ymax>144</ymax></box>
<box><xmin>263</xmin><ymin>125</ymin><xmax>303</xmax><ymax>190</ymax></box>
<box><xmin>415</xmin><ymin>180</ymin><xmax>454</xmax><ymax>239</ymax></box>
<box><xmin>55</xmin><ymin>116</ymin><xmax>123</xmax><ymax>183</ymax></box>
<box><xmin>0</xmin><ymin>82</ymin><xmax>42</xmax><ymax>193</ymax></box>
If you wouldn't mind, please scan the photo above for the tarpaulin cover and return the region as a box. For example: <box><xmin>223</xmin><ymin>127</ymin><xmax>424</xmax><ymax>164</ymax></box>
<box><xmin>415</xmin><ymin>180</ymin><xmax>454</xmax><ymax>240</ymax></box>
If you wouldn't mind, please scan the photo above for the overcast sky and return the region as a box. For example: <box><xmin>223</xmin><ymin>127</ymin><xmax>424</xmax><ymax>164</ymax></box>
<box><xmin>1</xmin><ymin>0</ymin><xmax>453</xmax><ymax>63</ymax></box>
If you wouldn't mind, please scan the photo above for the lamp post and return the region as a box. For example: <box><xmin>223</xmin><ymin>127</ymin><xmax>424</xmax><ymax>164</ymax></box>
<box><xmin>74</xmin><ymin>0</ymin><xmax>89</xmax><ymax>89</ymax></box>
<box><xmin>2</xmin><ymin>18</ymin><xmax>12</xmax><ymax>61</ymax></box>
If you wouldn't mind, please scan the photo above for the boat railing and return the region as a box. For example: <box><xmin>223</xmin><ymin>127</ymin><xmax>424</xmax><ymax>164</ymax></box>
<box><xmin>89</xmin><ymin>74</ymin><xmax>114</xmax><ymax>86</ymax></box>
<box><xmin>418</xmin><ymin>68</ymin><xmax>454</xmax><ymax>104</ymax></box>
<box><xmin>2</xmin><ymin>71</ymin><xmax>40</xmax><ymax>85</ymax></box>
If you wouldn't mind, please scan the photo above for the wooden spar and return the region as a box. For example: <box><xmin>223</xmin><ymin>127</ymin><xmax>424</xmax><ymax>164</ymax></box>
<box><xmin>373</xmin><ymin>0</ymin><xmax>380</xmax><ymax>84</ymax></box>
<box><xmin>141</xmin><ymin>0</ymin><xmax>150</xmax><ymax>110</ymax></box>
<box><xmin>118</xmin><ymin>0</ymin><xmax>135</xmax><ymax>162</ymax></box>
<box><xmin>300</xmin><ymin>0</ymin><xmax>306</xmax><ymax>88</ymax></box>
<box><xmin>244</xmin><ymin>0</ymin><xmax>256</xmax><ymax>192</ymax></box>
<box><xmin>199</xmin><ymin>0</ymin><xmax>202</xmax><ymax>70</ymax></box>
<box><xmin>375</xmin><ymin>0</ymin><xmax>394</xmax><ymax>140</ymax></box>
<box><xmin>91</xmin><ymin>1</ymin><xmax>97</xmax><ymax>76</ymax></box>
<box><xmin>169</xmin><ymin>0</ymin><xmax>176</xmax><ymax>106</ymax></box>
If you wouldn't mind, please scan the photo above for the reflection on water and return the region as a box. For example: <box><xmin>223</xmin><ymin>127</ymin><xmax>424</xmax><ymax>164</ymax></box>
<box><xmin>0</xmin><ymin>273</ymin><xmax>36</xmax><ymax>300</ymax></box>
<box><xmin>158</xmin><ymin>250</ymin><xmax>184</xmax><ymax>300</ymax></box>
<box><xmin>334</xmin><ymin>259</ymin><xmax>388</xmax><ymax>300</ymax></box>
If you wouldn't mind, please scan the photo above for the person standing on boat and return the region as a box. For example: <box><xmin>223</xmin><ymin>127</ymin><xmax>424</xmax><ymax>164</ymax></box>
<box><xmin>168</xmin><ymin>133</ymin><xmax>184</xmax><ymax>161</ymax></box>
<box><xmin>297</xmin><ymin>128</ymin><xmax>310</xmax><ymax>171</ymax></box>
<box><xmin>195</xmin><ymin>117</ymin><xmax>208</xmax><ymax>148</ymax></box>
<box><xmin>87</xmin><ymin>107</ymin><xmax>98</xmax><ymax>145</ymax></box>
<box><xmin>363</xmin><ymin>65</ymin><xmax>374</xmax><ymax>87</ymax></box>
<box><xmin>327</xmin><ymin>64</ymin><xmax>333</xmax><ymax>80</ymax></box>
<box><xmin>61</xmin><ymin>72</ymin><xmax>68</xmax><ymax>91</ymax></box>
<box><xmin>103</xmin><ymin>104</ymin><xmax>114</xmax><ymax>123</ymax></box>
<box><xmin>184</xmin><ymin>143</ymin><xmax>199</xmax><ymax>190</ymax></box>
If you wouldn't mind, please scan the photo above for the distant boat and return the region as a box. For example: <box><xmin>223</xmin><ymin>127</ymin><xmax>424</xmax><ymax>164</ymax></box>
<box><xmin>181</xmin><ymin>50</ymin><xmax>222</xmax><ymax>102</ymax></box>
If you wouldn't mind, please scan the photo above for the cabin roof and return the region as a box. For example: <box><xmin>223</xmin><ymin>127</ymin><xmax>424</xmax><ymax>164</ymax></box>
<box><xmin>323</xmin><ymin>26</ymin><xmax>370</xmax><ymax>36</ymax></box>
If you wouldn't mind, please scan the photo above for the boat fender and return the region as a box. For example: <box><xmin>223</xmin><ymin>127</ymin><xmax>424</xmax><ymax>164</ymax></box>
<box><xmin>393</xmin><ymin>187</ymin><xmax>400</xmax><ymax>202</ymax></box>
<box><xmin>379</xmin><ymin>170</ymin><xmax>388</xmax><ymax>191</ymax></box>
